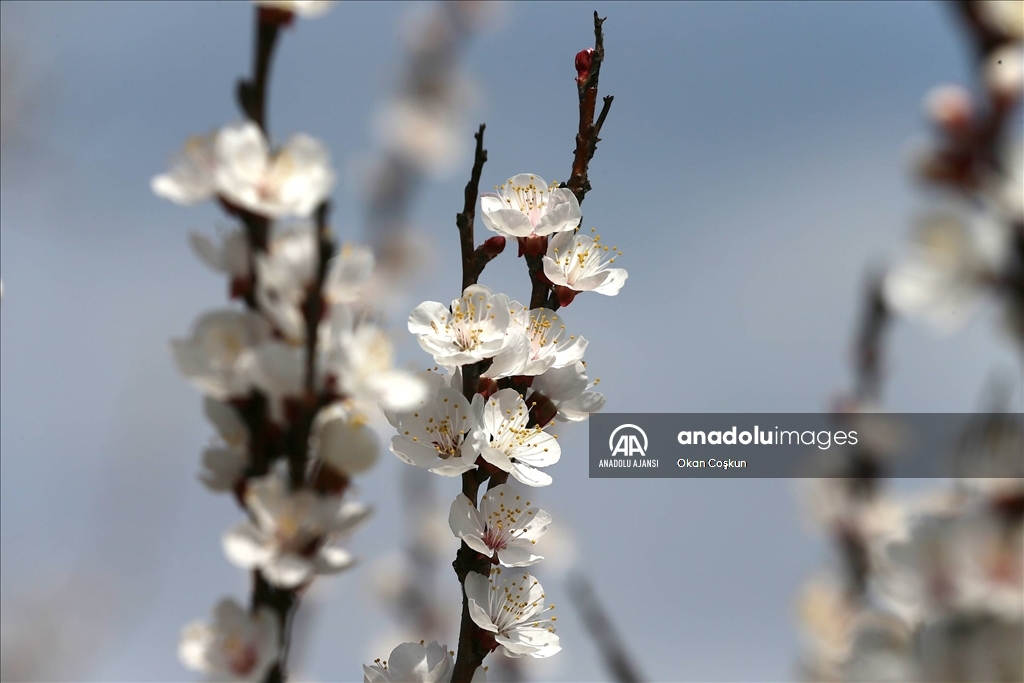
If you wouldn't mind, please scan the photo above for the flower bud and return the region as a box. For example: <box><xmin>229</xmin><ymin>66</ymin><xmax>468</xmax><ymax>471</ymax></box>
<box><xmin>924</xmin><ymin>84</ymin><xmax>973</xmax><ymax>135</ymax></box>
<box><xmin>479</xmin><ymin>235</ymin><xmax>506</xmax><ymax>258</ymax></box>
<box><xmin>575</xmin><ymin>48</ymin><xmax>595</xmax><ymax>84</ymax></box>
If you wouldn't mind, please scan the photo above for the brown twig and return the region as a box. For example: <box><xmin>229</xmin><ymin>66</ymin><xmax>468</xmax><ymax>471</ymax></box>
<box><xmin>527</xmin><ymin>11</ymin><xmax>614</xmax><ymax>312</ymax></box>
<box><xmin>567</xmin><ymin>573</ymin><xmax>645</xmax><ymax>683</ymax></box>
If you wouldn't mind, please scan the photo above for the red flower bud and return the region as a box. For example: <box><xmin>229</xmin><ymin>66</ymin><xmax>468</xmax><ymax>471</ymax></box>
<box><xmin>480</xmin><ymin>235</ymin><xmax>506</xmax><ymax>258</ymax></box>
<box><xmin>575</xmin><ymin>48</ymin><xmax>595</xmax><ymax>83</ymax></box>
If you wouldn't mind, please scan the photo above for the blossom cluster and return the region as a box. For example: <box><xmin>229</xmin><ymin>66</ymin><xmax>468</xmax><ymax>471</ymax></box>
<box><xmin>152</xmin><ymin>3</ymin><xmax>429</xmax><ymax>680</ymax></box>
<box><xmin>365</xmin><ymin>168</ymin><xmax>625</xmax><ymax>680</ymax></box>
<box><xmin>797</xmin><ymin>3</ymin><xmax>1024</xmax><ymax>680</ymax></box>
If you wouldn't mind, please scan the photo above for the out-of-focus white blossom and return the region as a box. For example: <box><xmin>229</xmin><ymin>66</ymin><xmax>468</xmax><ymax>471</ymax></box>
<box><xmin>256</xmin><ymin>223</ymin><xmax>317</xmax><ymax>341</ymax></box>
<box><xmin>325</xmin><ymin>243</ymin><xmax>375</xmax><ymax>305</ymax></box>
<box><xmin>387</xmin><ymin>372</ymin><xmax>486</xmax><ymax>477</ymax></box>
<box><xmin>171</xmin><ymin>310</ymin><xmax>270</xmax><ymax>400</ymax></box>
<box><xmin>877</xmin><ymin>509</ymin><xmax>1023</xmax><ymax>622</ymax></box>
<box><xmin>480</xmin><ymin>174</ymin><xmax>581</xmax><ymax>239</ymax></box>
<box><xmin>449</xmin><ymin>484</ymin><xmax>551</xmax><ymax>567</ymax></box>
<box><xmin>152</xmin><ymin>131</ymin><xmax>220</xmax><ymax>205</ymax></box>
<box><xmin>253</xmin><ymin>0</ymin><xmax>336</xmax><ymax>18</ymax></box>
<box><xmin>883</xmin><ymin>212</ymin><xmax>1009</xmax><ymax>333</ymax></box>
<box><xmin>479</xmin><ymin>389</ymin><xmax>560</xmax><ymax>487</ymax></box>
<box><xmin>178</xmin><ymin>598</ymin><xmax>279</xmax><ymax>682</ymax></box>
<box><xmin>976</xmin><ymin>0</ymin><xmax>1024</xmax><ymax>40</ymax></box>
<box><xmin>223</xmin><ymin>471</ymin><xmax>370</xmax><ymax>588</ymax></box>
<box><xmin>542</xmin><ymin>230</ymin><xmax>627</xmax><ymax>296</ymax></box>
<box><xmin>408</xmin><ymin>285</ymin><xmax>514</xmax><ymax>367</ymax></box>
<box><xmin>199</xmin><ymin>398</ymin><xmax>250</xmax><ymax>492</ymax></box>
<box><xmin>466</xmin><ymin>568</ymin><xmax>560</xmax><ymax>659</ymax></box>
<box><xmin>322</xmin><ymin>306</ymin><xmax>427</xmax><ymax>412</ymax></box>
<box><xmin>248</xmin><ymin>307</ymin><xmax>426</xmax><ymax>421</ymax></box>
<box><xmin>985</xmin><ymin>44</ymin><xmax>1024</xmax><ymax>102</ymax></box>
<box><xmin>215</xmin><ymin>122</ymin><xmax>335</xmax><ymax>219</ymax></box>
<box><xmin>483</xmin><ymin>304</ymin><xmax>587</xmax><ymax>379</ymax></box>
<box><xmin>313</xmin><ymin>403</ymin><xmax>380</xmax><ymax>476</ymax></box>
<box><xmin>153</xmin><ymin>122</ymin><xmax>335</xmax><ymax>218</ymax></box>
<box><xmin>190</xmin><ymin>226</ymin><xmax>251</xmax><ymax>281</ymax></box>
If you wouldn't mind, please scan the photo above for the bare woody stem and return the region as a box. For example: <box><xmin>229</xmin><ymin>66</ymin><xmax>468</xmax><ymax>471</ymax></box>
<box><xmin>527</xmin><ymin>11</ymin><xmax>614</xmax><ymax>312</ymax></box>
<box><xmin>451</xmin><ymin>125</ymin><xmax>498</xmax><ymax>683</ymax></box>
<box><xmin>228</xmin><ymin>8</ymin><xmax>310</xmax><ymax>683</ymax></box>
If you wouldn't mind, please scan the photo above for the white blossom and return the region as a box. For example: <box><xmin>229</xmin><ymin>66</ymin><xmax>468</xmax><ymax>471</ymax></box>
<box><xmin>478</xmin><ymin>389</ymin><xmax>560</xmax><ymax>487</ymax></box>
<box><xmin>976</xmin><ymin>0</ymin><xmax>1024</xmax><ymax>39</ymax></box>
<box><xmin>253</xmin><ymin>0</ymin><xmax>336</xmax><ymax>18</ymax></box>
<box><xmin>171</xmin><ymin>310</ymin><xmax>270</xmax><ymax>400</ymax></box>
<box><xmin>528</xmin><ymin>361</ymin><xmax>606</xmax><ymax>424</ymax></box>
<box><xmin>215</xmin><ymin>121</ymin><xmax>334</xmax><ymax>219</ymax></box>
<box><xmin>313</xmin><ymin>403</ymin><xmax>380</xmax><ymax>476</ymax></box>
<box><xmin>223</xmin><ymin>471</ymin><xmax>370</xmax><ymax>588</ymax></box>
<box><xmin>255</xmin><ymin>223</ymin><xmax>317</xmax><ymax>341</ymax></box>
<box><xmin>483</xmin><ymin>303</ymin><xmax>587</xmax><ymax>379</ymax></box>
<box><xmin>466</xmin><ymin>568</ymin><xmax>560</xmax><ymax>659</ymax></box>
<box><xmin>387</xmin><ymin>372</ymin><xmax>486</xmax><ymax>477</ymax></box>
<box><xmin>479</xmin><ymin>173</ymin><xmax>581</xmax><ymax>239</ymax></box>
<box><xmin>257</xmin><ymin>229</ymin><xmax>376</xmax><ymax>343</ymax></box>
<box><xmin>883</xmin><ymin>212</ymin><xmax>1009</xmax><ymax>332</ymax></box>
<box><xmin>248</xmin><ymin>307</ymin><xmax>425</xmax><ymax>422</ymax></box>
<box><xmin>449</xmin><ymin>484</ymin><xmax>550</xmax><ymax>567</ymax></box>
<box><xmin>152</xmin><ymin>131</ymin><xmax>219</xmax><ymax>205</ymax></box>
<box><xmin>985</xmin><ymin>44</ymin><xmax>1024</xmax><ymax>102</ymax></box>
<box><xmin>877</xmin><ymin>508</ymin><xmax>1023</xmax><ymax>622</ymax></box>
<box><xmin>322</xmin><ymin>305</ymin><xmax>427</xmax><ymax>412</ymax></box>
<box><xmin>363</xmin><ymin>641</ymin><xmax>465</xmax><ymax>683</ymax></box>
<box><xmin>408</xmin><ymin>285</ymin><xmax>514</xmax><ymax>367</ymax></box>
<box><xmin>189</xmin><ymin>226</ymin><xmax>251</xmax><ymax>282</ymax></box>
<box><xmin>542</xmin><ymin>230</ymin><xmax>627</xmax><ymax>296</ymax></box>
<box><xmin>178</xmin><ymin>598</ymin><xmax>279</xmax><ymax>682</ymax></box>
<box><xmin>199</xmin><ymin>398</ymin><xmax>250</xmax><ymax>492</ymax></box>
<box><xmin>324</xmin><ymin>243</ymin><xmax>375</xmax><ymax>305</ymax></box>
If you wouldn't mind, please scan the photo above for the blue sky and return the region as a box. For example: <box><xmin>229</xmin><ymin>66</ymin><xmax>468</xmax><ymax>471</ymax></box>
<box><xmin>1</xmin><ymin>2</ymin><xmax>1020</xmax><ymax>682</ymax></box>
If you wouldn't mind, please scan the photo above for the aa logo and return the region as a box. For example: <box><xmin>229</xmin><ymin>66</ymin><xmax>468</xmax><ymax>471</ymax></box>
<box><xmin>609</xmin><ymin>424</ymin><xmax>648</xmax><ymax>457</ymax></box>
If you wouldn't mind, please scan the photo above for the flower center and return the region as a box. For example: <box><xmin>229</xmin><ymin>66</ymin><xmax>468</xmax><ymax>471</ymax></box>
<box><xmin>223</xmin><ymin>635</ymin><xmax>259</xmax><ymax>676</ymax></box>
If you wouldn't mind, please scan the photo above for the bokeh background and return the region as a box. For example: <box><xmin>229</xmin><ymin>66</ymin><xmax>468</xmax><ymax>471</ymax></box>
<box><xmin>1</xmin><ymin>1</ymin><xmax>1021</xmax><ymax>682</ymax></box>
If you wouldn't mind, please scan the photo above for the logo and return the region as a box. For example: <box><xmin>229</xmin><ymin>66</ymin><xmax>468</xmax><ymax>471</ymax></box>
<box><xmin>609</xmin><ymin>424</ymin><xmax>648</xmax><ymax>457</ymax></box>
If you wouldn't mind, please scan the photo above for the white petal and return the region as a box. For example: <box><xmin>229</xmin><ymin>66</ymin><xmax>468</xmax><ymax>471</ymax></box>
<box><xmin>223</xmin><ymin>522</ymin><xmax>273</xmax><ymax>569</ymax></box>
<box><xmin>509</xmin><ymin>462</ymin><xmax>553</xmax><ymax>487</ymax></box>
<box><xmin>261</xmin><ymin>554</ymin><xmax>314</xmax><ymax>588</ymax></box>
<box><xmin>464</xmin><ymin>572</ymin><xmax>499</xmax><ymax>632</ymax></box>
